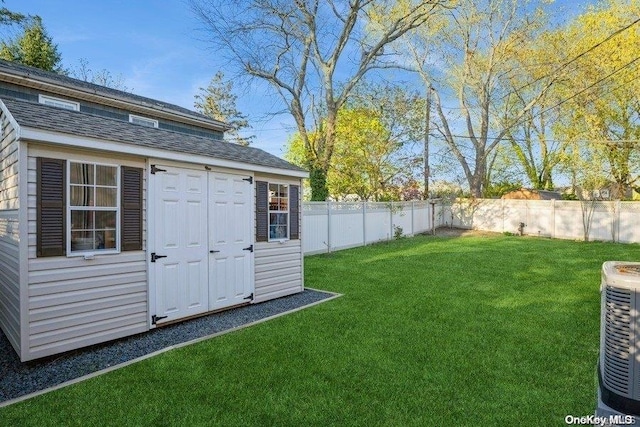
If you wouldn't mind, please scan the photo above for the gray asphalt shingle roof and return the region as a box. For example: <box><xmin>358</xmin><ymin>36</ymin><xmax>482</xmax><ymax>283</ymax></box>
<box><xmin>3</xmin><ymin>97</ymin><xmax>306</xmax><ymax>173</ymax></box>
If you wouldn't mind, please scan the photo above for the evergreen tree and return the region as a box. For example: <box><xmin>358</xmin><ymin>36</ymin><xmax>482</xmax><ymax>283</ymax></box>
<box><xmin>194</xmin><ymin>71</ymin><xmax>253</xmax><ymax>146</ymax></box>
<box><xmin>0</xmin><ymin>16</ymin><xmax>62</xmax><ymax>72</ymax></box>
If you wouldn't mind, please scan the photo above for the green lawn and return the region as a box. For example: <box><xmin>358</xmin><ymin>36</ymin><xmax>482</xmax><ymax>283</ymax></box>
<box><xmin>2</xmin><ymin>234</ymin><xmax>639</xmax><ymax>426</ymax></box>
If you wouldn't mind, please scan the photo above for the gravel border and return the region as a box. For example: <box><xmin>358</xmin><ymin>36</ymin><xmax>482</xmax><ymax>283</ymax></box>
<box><xmin>0</xmin><ymin>288</ymin><xmax>339</xmax><ymax>406</ymax></box>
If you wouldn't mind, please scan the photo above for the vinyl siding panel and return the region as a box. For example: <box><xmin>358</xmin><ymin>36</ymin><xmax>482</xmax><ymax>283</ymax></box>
<box><xmin>26</xmin><ymin>252</ymin><xmax>148</xmax><ymax>360</ymax></box>
<box><xmin>25</xmin><ymin>148</ymin><xmax>148</xmax><ymax>361</ymax></box>
<box><xmin>0</xmin><ymin>109</ymin><xmax>20</xmax><ymax>355</ymax></box>
<box><xmin>0</xmin><ymin>210</ymin><xmax>20</xmax><ymax>354</ymax></box>
<box><xmin>252</xmin><ymin>174</ymin><xmax>304</xmax><ymax>304</ymax></box>
<box><xmin>253</xmin><ymin>240</ymin><xmax>303</xmax><ymax>303</ymax></box>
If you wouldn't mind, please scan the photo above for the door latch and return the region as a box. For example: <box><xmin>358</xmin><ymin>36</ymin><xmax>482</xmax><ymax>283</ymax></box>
<box><xmin>151</xmin><ymin>252</ymin><xmax>168</xmax><ymax>262</ymax></box>
<box><xmin>210</xmin><ymin>250</ymin><xmax>220</xmax><ymax>253</ymax></box>
<box><xmin>243</xmin><ymin>245</ymin><xmax>253</xmax><ymax>253</ymax></box>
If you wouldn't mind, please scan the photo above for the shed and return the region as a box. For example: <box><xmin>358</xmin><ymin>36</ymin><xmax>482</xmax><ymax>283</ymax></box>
<box><xmin>0</xmin><ymin>60</ymin><xmax>308</xmax><ymax>361</ymax></box>
<box><xmin>501</xmin><ymin>188</ymin><xmax>562</xmax><ymax>200</ymax></box>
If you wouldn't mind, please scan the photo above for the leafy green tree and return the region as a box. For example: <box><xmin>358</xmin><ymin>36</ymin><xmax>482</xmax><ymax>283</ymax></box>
<box><xmin>553</xmin><ymin>0</ymin><xmax>640</xmax><ymax>199</ymax></box>
<box><xmin>194</xmin><ymin>71</ymin><xmax>253</xmax><ymax>146</ymax></box>
<box><xmin>0</xmin><ymin>16</ymin><xmax>62</xmax><ymax>72</ymax></box>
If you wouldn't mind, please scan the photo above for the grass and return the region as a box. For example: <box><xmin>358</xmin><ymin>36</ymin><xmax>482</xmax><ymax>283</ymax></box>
<box><xmin>1</xmin><ymin>234</ymin><xmax>639</xmax><ymax>426</ymax></box>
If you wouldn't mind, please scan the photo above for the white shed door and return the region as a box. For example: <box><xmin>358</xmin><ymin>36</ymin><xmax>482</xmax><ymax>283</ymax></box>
<box><xmin>208</xmin><ymin>172</ymin><xmax>254</xmax><ymax>310</ymax></box>
<box><xmin>151</xmin><ymin>166</ymin><xmax>254</xmax><ymax>325</ymax></box>
<box><xmin>153</xmin><ymin>167</ymin><xmax>209</xmax><ymax>323</ymax></box>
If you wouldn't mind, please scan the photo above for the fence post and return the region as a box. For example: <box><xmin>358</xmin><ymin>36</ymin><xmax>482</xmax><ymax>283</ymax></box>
<box><xmin>327</xmin><ymin>201</ymin><xmax>332</xmax><ymax>253</ymax></box>
<box><xmin>551</xmin><ymin>199</ymin><xmax>556</xmax><ymax>239</ymax></box>
<box><xmin>411</xmin><ymin>201</ymin><xmax>415</xmax><ymax>235</ymax></box>
<box><xmin>363</xmin><ymin>201</ymin><xmax>367</xmax><ymax>246</ymax></box>
<box><xmin>616</xmin><ymin>200</ymin><xmax>621</xmax><ymax>243</ymax></box>
<box><xmin>390</xmin><ymin>202</ymin><xmax>394</xmax><ymax>241</ymax></box>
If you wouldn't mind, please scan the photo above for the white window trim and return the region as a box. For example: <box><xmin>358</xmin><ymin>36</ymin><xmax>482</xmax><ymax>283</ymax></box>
<box><xmin>38</xmin><ymin>94</ymin><xmax>80</xmax><ymax>111</ymax></box>
<box><xmin>268</xmin><ymin>182</ymin><xmax>290</xmax><ymax>242</ymax></box>
<box><xmin>129</xmin><ymin>114</ymin><xmax>159</xmax><ymax>128</ymax></box>
<box><xmin>66</xmin><ymin>161</ymin><xmax>121</xmax><ymax>257</ymax></box>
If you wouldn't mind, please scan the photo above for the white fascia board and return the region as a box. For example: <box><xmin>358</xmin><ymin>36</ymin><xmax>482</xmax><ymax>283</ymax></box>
<box><xmin>19</xmin><ymin>127</ymin><xmax>309</xmax><ymax>178</ymax></box>
<box><xmin>0</xmin><ymin>100</ymin><xmax>22</xmax><ymax>137</ymax></box>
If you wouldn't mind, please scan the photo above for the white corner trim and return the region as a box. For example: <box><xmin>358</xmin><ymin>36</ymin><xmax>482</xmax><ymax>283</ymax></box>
<box><xmin>0</xmin><ymin>99</ymin><xmax>21</xmax><ymax>139</ymax></box>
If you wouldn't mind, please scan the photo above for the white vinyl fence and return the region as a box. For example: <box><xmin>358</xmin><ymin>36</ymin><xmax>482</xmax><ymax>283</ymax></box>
<box><xmin>440</xmin><ymin>199</ymin><xmax>640</xmax><ymax>243</ymax></box>
<box><xmin>302</xmin><ymin>201</ymin><xmax>439</xmax><ymax>254</ymax></box>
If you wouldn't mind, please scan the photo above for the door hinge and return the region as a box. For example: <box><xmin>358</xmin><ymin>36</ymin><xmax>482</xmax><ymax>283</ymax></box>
<box><xmin>151</xmin><ymin>165</ymin><xmax>167</xmax><ymax>174</ymax></box>
<box><xmin>244</xmin><ymin>293</ymin><xmax>254</xmax><ymax>301</ymax></box>
<box><xmin>151</xmin><ymin>252</ymin><xmax>167</xmax><ymax>262</ymax></box>
<box><xmin>242</xmin><ymin>176</ymin><xmax>253</xmax><ymax>184</ymax></box>
<box><xmin>152</xmin><ymin>315</ymin><xmax>168</xmax><ymax>325</ymax></box>
<box><xmin>243</xmin><ymin>244</ymin><xmax>253</xmax><ymax>253</ymax></box>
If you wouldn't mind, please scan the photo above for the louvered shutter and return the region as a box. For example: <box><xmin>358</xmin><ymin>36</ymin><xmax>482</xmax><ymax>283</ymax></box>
<box><xmin>121</xmin><ymin>166</ymin><xmax>143</xmax><ymax>251</ymax></box>
<box><xmin>256</xmin><ymin>180</ymin><xmax>268</xmax><ymax>242</ymax></box>
<box><xmin>37</xmin><ymin>158</ymin><xmax>66</xmax><ymax>257</ymax></box>
<box><xmin>289</xmin><ymin>185</ymin><xmax>300</xmax><ymax>240</ymax></box>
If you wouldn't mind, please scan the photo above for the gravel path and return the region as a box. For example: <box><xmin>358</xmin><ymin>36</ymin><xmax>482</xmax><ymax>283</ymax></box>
<box><xmin>0</xmin><ymin>289</ymin><xmax>336</xmax><ymax>404</ymax></box>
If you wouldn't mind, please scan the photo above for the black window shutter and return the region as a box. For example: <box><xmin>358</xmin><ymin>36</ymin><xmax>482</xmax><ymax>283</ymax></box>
<box><xmin>289</xmin><ymin>185</ymin><xmax>300</xmax><ymax>240</ymax></box>
<box><xmin>37</xmin><ymin>157</ymin><xmax>66</xmax><ymax>257</ymax></box>
<box><xmin>256</xmin><ymin>181</ymin><xmax>268</xmax><ymax>242</ymax></box>
<box><xmin>121</xmin><ymin>166</ymin><xmax>143</xmax><ymax>251</ymax></box>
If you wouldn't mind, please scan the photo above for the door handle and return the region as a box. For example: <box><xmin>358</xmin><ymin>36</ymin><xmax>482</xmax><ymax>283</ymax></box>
<box><xmin>151</xmin><ymin>253</ymin><xmax>167</xmax><ymax>262</ymax></box>
<box><xmin>210</xmin><ymin>250</ymin><xmax>220</xmax><ymax>253</ymax></box>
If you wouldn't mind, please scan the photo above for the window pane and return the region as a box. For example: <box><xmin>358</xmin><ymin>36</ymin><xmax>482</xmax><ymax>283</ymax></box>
<box><xmin>71</xmin><ymin>230</ymin><xmax>95</xmax><ymax>251</ymax></box>
<box><xmin>270</xmin><ymin>212</ymin><xmax>288</xmax><ymax>225</ymax></box>
<box><xmin>96</xmin><ymin>165</ymin><xmax>117</xmax><ymax>186</ymax></box>
<box><xmin>278</xmin><ymin>184</ymin><xmax>288</xmax><ymax>198</ymax></box>
<box><xmin>94</xmin><ymin>230</ymin><xmax>116</xmax><ymax>249</ymax></box>
<box><xmin>96</xmin><ymin>188</ymin><xmax>117</xmax><ymax>207</ymax></box>
<box><xmin>95</xmin><ymin>211</ymin><xmax>117</xmax><ymax>229</ymax></box>
<box><xmin>279</xmin><ymin>197</ymin><xmax>288</xmax><ymax>211</ymax></box>
<box><xmin>70</xmin><ymin>163</ymin><xmax>94</xmax><ymax>185</ymax></box>
<box><xmin>70</xmin><ymin>186</ymin><xmax>94</xmax><ymax>206</ymax></box>
<box><xmin>269</xmin><ymin>225</ymin><xmax>287</xmax><ymax>240</ymax></box>
<box><xmin>71</xmin><ymin>210</ymin><xmax>94</xmax><ymax>230</ymax></box>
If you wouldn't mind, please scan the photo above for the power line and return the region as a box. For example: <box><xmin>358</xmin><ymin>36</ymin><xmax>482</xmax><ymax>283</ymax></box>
<box><xmin>506</xmin><ymin>15</ymin><xmax>640</xmax><ymax>98</ymax></box>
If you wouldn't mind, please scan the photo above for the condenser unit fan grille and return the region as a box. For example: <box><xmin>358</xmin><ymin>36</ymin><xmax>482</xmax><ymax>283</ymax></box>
<box><xmin>603</xmin><ymin>285</ymin><xmax>632</xmax><ymax>396</ymax></box>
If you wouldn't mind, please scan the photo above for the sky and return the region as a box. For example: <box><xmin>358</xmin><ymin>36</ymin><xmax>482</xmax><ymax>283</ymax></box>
<box><xmin>3</xmin><ymin>0</ymin><xmax>295</xmax><ymax>157</ymax></box>
<box><xmin>3</xmin><ymin>0</ymin><xmax>594</xmax><ymax>162</ymax></box>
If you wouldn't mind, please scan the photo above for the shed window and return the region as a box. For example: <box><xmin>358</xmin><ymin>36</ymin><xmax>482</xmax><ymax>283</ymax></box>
<box><xmin>268</xmin><ymin>183</ymin><xmax>289</xmax><ymax>240</ymax></box>
<box><xmin>37</xmin><ymin>157</ymin><xmax>143</xmax><ymax>257</ymax></box>
<box><xmin>68</xmin><ymin>162</ymin><xmax>119</xmax><ymax>253</ymax></box>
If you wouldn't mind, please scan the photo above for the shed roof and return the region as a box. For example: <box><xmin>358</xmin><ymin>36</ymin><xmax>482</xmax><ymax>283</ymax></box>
<box><xmin>3</xmin><ymin>96</ymin><xmax>306</xmax><ymax>174</ymax></box>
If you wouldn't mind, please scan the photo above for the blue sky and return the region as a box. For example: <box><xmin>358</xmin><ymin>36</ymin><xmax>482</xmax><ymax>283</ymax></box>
<box><xmin>3</xmin><ymin>0</ymin><xmax>594</xmax><ymax>161</ymax></box>
<box><xmin>3</xmin><ymin>0</ymin><xmax>295</xmax><ymax>156</ymax></box>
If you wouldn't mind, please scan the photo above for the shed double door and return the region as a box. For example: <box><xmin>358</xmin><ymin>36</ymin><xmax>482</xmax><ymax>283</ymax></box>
<box><xmin>151</xmin><ymin>165</ymin><xmax>254</xmax><ymax>325</ymax></box>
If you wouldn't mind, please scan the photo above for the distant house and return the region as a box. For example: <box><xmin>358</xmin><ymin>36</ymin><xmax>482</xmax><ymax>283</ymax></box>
<box><xmin>501</xmin><ymin>188</ymin><xmax>562</xmax><ymax>200</ymax></box>
<box><xmin>0</xmin><ymin>59</ymin><xmax>308</xmax><ymax>361</ymax></box>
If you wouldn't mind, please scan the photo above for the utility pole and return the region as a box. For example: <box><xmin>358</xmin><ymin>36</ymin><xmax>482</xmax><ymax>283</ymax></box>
<box><xmin>423</xmin><ymin>86</ymin><xmax>432</xmax><ymax>200</ymax></box>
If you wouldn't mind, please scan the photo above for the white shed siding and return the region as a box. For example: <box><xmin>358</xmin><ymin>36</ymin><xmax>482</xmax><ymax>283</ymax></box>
<box><xmin>0</xmin><ymin>110</ymin><xmax>20</xmax><ymax>355</ymax></box>
<box><xmin>252</xmin><ymin>173</ymin><xmax>304</xmax><ymax>304</ymax></box>
<box><xmin>0</xmin><ymin>210</ymin><xmax>19</xmax><ymax>352</ymax></box>
<box><xmin>254</xmin><ymin>240</ymin><xmax>303</xmax><ymax>302</ymax></box>
<box><xmin>24</xmin><ymin>147</ymin><xmax>149</xmax><ymax>361</ymax></box>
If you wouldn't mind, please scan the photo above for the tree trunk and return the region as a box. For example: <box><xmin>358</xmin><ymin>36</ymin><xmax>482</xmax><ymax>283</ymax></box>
<box><xmin>309</xmin><ymin>165</ymin><xmax>329</xmax><ymax>201</ymax></box>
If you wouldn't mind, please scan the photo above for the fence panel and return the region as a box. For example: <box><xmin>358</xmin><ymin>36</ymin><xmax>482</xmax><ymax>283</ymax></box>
<box><xmin>303</xmin><ymin>199</ymin><xmax>640</xmax><ymax>255</ymax></box>
<box><xmin>330</xmin><ymin>203</ymin><xmax>365</xmax><ymax>251</ymax></box>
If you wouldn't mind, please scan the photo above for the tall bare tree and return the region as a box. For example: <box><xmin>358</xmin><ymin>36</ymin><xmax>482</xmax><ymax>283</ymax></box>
<box><xmin>404</xmin><ymin>0</ymin><xmax>554</xmax><ymax>197</ymax></box>
<box><xmin>190</xmin><ymin>0</ymin><xmax>449</xmax><ymax>200</ymax></box>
